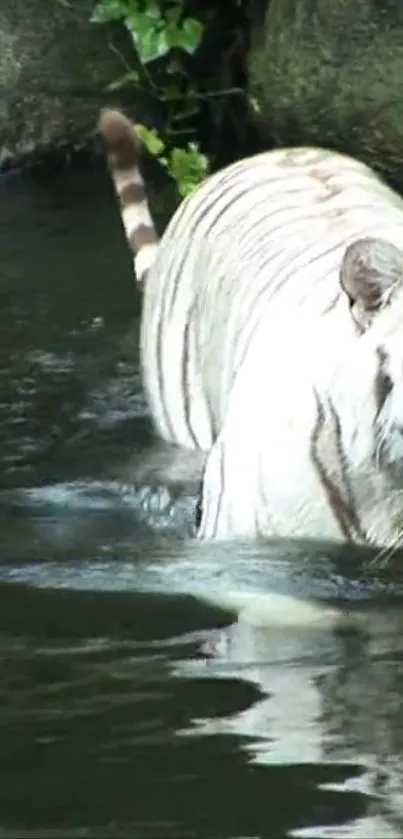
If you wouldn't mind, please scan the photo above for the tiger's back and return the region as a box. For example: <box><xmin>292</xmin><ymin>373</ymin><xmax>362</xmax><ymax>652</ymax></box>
<box><xmin>99</xmin><ymin>111</ymin><xmax>403</xmax><ymax>546</ymax></box>
<box><xmin>139</xmin><ymin>146</ymin><xmax>403</xmax><ymax>449</ymax></box>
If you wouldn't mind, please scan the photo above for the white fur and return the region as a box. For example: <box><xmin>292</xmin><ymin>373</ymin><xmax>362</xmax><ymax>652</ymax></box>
<box><xmin>197</xmin><ymin>319</ymin><xmax>395</xmax><ymax>543</ymax></box>
<box><xmin>134</xmin><ymin>243</ymin><xmax>158</xmax><ymax>282</ymax></box>
<box><xmin>115</xmin><ymin>169</ymin><xmax>143</xmax><ymax>190</ymax></box>
<box><xmin>139</xmin><ymin>146</ymin><xmax>403</xmax><ymax>546</ymax></box>
<box><xmin>122</xmin><ymin>203</ymin><xmax>153</xmax><ymax>237</ymax></box>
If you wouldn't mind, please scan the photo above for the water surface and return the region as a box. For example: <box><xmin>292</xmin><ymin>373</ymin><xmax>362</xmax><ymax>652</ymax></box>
<box><xmin>1</xmin><ymin>162</ymin><xmax>403</xmax><ymax>838</ymax></box>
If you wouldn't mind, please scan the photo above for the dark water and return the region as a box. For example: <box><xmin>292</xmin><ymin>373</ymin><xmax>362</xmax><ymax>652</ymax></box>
<box><xmin>2</xmin><ymin>163</ymin><xmax>403</xmax><ymax>838</ymax></box>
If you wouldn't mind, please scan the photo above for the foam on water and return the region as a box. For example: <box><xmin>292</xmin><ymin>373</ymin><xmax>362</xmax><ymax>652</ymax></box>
<box><xmin>2</xmin><ymin>476</ymin><xmax>403</xmax><ymax>638</ymax></box>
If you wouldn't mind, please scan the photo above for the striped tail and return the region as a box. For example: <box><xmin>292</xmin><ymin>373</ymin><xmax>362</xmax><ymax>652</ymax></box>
<box><xmin>98</xmin><ymin>108</ymin><xmax>158</xmax><ymax>283</ymax></box>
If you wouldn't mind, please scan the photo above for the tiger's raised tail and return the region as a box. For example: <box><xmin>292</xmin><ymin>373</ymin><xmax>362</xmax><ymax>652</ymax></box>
<box><xmin>98</xmin><ymin>109</ymin><xmax>158</xmax><ymax>283</ymax></box>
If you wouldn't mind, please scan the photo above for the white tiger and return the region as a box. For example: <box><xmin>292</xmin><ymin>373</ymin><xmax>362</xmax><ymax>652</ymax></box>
<box><xmin>99</xmin><ymin>108</ymin><xmax>403</xmax><ymax>550</ymax></box>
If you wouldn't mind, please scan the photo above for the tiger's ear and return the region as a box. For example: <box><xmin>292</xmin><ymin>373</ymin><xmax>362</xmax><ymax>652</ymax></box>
<box><xmin>340</xmin><ymin>237</ymin><xmax>403</xmax><ymax>332</ymax></box>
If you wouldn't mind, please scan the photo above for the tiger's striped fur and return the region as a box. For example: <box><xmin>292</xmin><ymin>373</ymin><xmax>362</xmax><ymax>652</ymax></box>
<box><xmin>99</xmin><ymin>109</ymin><xmax>403</xmax><ymax>550</ymax></box>
<box><xmin>98</xmin><ymin>109</ymin><xmax>158</xmax><ymax>282</ymax></box>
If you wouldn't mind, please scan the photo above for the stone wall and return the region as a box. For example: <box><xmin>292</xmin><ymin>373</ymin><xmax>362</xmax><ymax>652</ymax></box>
<box><xmin>0</xmin><ymin>0</ymin><xmax>138</xmax><ymax>169</ymax></box>
<box><xmin>249</xmin><ymin>0</ymin><xmax>403</xmax><ymax>184</ymax></box>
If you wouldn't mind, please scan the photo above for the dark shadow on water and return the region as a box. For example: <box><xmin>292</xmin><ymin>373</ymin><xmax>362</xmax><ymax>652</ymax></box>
<box><xmin>0</xmin><ymin>582</ymin><xmax>376</xmax><ymax>839</ymax></box>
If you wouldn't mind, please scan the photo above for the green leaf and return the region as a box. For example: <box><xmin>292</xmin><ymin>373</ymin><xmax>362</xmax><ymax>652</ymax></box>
<box><xmin>168</xmin><ymin>143</ymin><xmax>208</xmax><ymax>197</ymax></box>
<box><xmin>164</xmin><ymin>21</ymin><xmax>183</xmax><ymax>50</ymax></box>
<box><xmin>91</xmin><ymin>0</ymin><xmax>127</xmax><ymax>24</ymax></box>
<box><xmin>136</xmin><ymin>124</ymin><xmax>166</xmax><ymax>156</ymax></box>
<box><xmin>125</xmin><ymin>11</ymin><xmax>170</xmax><ymax>62</ymax></box>
<box><xmin>163</xmin><ymin>17</ymin><xmax>203</xmax><ymax>54</ymax></box>
<box><xmin>180</xmin><ymin>18</ymin><xmax>203</xmax><ymax>53</ymax></box>
<box><xmin>137</xmin><ymin>0</ymin><xmax>161</xmax><ymax>23</ymax></box>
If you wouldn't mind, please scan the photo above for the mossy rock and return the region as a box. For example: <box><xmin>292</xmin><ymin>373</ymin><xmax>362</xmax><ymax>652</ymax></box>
<box><xmin>0</xmin><ymin>0</ymin><xmax>152</xmax><ymax>169</ymax></box>
<box><xmin>249</xmin><ymin>0</ymin><xmax>403</xmax><ymax>186</ymax></box>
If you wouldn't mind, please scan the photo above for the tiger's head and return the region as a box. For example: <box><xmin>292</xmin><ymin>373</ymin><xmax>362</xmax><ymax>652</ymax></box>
<box><xmin>340</xmin><ymin>236</ymin><xmax>403</xmax><ymax>482</ymax></box>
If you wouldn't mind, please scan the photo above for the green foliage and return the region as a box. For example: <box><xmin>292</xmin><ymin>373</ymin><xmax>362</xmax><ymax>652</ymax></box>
<box><xmin>91</xmin><ymin>0</ymin><xmax>202</xmax><ymax>63</ymax></box>
<box><xmin>91</xmin><ymin>0</ymin><xmax>209</xmax><ymax>195</ymax></box>
<box><xmin>136</xmin><ymin>123</ymin><xmax>208</xmax><ymax>197</ymax></box>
